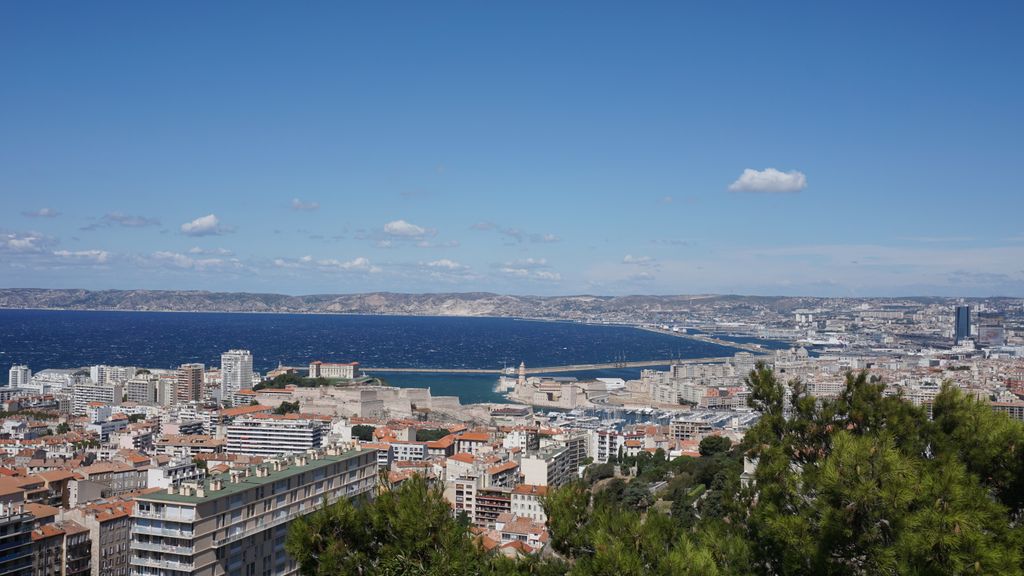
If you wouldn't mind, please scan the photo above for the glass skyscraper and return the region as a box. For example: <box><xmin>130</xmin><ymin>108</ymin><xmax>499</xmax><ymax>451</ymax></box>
<box><xmin>954</xmin><ymin>305</ymin><xmax>971</xmax><ymax>343</ymax></box>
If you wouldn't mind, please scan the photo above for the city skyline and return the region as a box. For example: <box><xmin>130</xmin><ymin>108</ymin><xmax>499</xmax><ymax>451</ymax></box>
<box><xmin>3</xmin><ymin>3</ymin><xmax>1024</xmax><ymax>297</ymax></box>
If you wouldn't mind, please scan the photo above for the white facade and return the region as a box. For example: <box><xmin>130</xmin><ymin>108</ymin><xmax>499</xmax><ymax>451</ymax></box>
<box><xmin>308</xmin><ymin>361</ymin><xmax>360</xmax><ymax>380</ymax></box>
<box><xmin>510</xmin><ymin>485</ymin><xmax>548</xmax><ymax>524</ymax></box>
<box><xmin>90</xmin><ymin>365</ymin><xmax>137</xmax><ymax>385</ymax></box>
<box><xmin>226</xmin><ymin>416</ymin><xmax>325</xmax><ymax>456</ymax></box>
<box><xmin>126</xmin><ymin>377</ymin><xmax>158</xmax><ymax>405</ymax></box>
<box><xmin>519</xmin><ymin>446</ymin><xmax>573</xmax><ymax>487</ymax></box>
<box><xmin>7</xmin><ymin>365</ymin><xmax>31</xmax><ymax>388</ymax></box>
<box><xmin>220</xmin><ymin>349</ymin><xmax>254</xmax><ymax>399</ymax></box>
<box><xmin>71</xmin><ymin>382</ymin><xmax>123</xmax><ymax>415</ymax></box>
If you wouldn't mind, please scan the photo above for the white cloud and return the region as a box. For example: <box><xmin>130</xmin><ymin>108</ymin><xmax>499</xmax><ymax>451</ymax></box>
<box><xmin>82</xmin><ymin>212</ymin><xmax>161</xmax><ymax>230</ymax></box>
<box><xmin>318</xmin><ymin>256</ymin><xmax>380</xmax><ymax>273</ymax></box>
<box><xmin>728</xmin><ymin>168</ymin><xmax>807</xmax><ymax>193</ymax></box>
<box><xmin>384</xmin><ymin>219</ymin><xmax>431</xmax><ymax>237</ymax></box>
<box><xmin>623</xmin><ymin>254</ymin><xmax>653</xmax><ymax>265</ymax></box>
<box><xmin>152</xmin><ymin>251</ymin><xmax>232</xmax><ymax>269</ymax></box>
<box><xmin>188</xmin><ymin>246</ymin><xmax>232</xmax><ymax>256</ymax></box>
<box><xmin>53</xmin><ymin>249</ymin><xmax>110</xmax><ymax>263</ymax></box>
<box><xmin>530</xmin><ymin>233</ymin><xmax>560</xmax><ymax>244</ymax></box>
<box><xmin>22</xmin><ymin>208</ymin><xmax>60</xmax><ymax>218</ymax></box>
<box><xmin>471</xmin><ymin>223</ymin><xmax>560</xmax><ymax>244</ymax></box>
<box><xmin>499</xmin><ymin>267</ymin><xmax>530</xmax><ymax>278</ymax></box>
<box><xmin>425</xmin><ymin>259</ymin><xmax>467</xmax><ymax>271</ymax></box>
<box><xmin>291</xmin><ymin>198</ymin><xmax>320</xmax><ymax>211</ymax></box>
<box><xmin>534</xmin><ymin>270</ymin><xmax>562</xmax><ymax>281</ymax></box>
<box><xmin>499</xmin><ymin>266</ymin><xmax>561</xmax><ymax>282</ymax></box>
<box><xmin>1</xmin><ymin>231</ymin><xmax>54</xmax><ymax>253</ymax></box>
<box><xmin>180</xmin><ymin>214</ymin><xmax>231</xmax><ymax>236</ymax></box>
<box><xmin>505</xmin><ymin>258</ymin><xmax>549</xmax><ymax>269</ymax></box>
<box><xmin>416</xmin><ymin>240</ymin><xmax>460</xmax><ymax>249</ymax></box>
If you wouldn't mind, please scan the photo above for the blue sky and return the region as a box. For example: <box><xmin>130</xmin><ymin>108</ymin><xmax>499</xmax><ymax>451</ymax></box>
<box><xmin>2</xmin><ymin>2</ymin><xmax>1023</xmax><ymax>296</ymax></box>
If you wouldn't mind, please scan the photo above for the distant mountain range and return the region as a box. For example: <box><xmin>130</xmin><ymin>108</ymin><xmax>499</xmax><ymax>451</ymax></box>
<box><xmin>0</xmin><ymin>288</ymin><xmax>1005</xmax><ymax>321</ymax></box>
<box><xmin>0</xmin><ymin>288</ymin><xmax>720</xmax><ymax>318</ymax></box>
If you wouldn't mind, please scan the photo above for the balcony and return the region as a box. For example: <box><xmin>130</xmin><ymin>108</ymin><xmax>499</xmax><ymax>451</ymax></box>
<box><xmin>130</xmin><ymin>526</ymin><xmax>194</xmax><ymax>539</ymax></box>
<box><xmin>213</xmin><ymin>506</ymin><xmax>308</xmax><ymax>547</ymax></box>
<box><xmin>131</xmin><ymin>541</ymin><xmax>194</xmax><ymax>555</ymax></box>
<box><xmin>133</xmin><ymin>509</ymin><xmax>196</xmax><ymax>522</ymax></box>
<box><xmin>130</xmin><ymin>556</ymin><xmax>195</xmax><ymax>572</ymax></box>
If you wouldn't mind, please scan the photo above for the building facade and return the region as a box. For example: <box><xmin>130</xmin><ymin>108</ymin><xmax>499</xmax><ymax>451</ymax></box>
<box><xmin>308</xmin><ymin>361</ymin><xmax>360</xmax><ymax>380</ymax></box>
<box><xmin>220</xmin><ymin>350</ymin><xmax>254</xmax><ymax>401</ymax></box>
<box><xmin>225</xmin><ymin>417</ymin><xmax>325</xmax><ymax>457</ymax></box>
<box><xmin>175</xmin><ymin>364</ymin><xmax>204</xmax><ymax>405</ymax></box>
<box><xmin>129</xmin><ymin>446</ymin><xmax>377</xmax><ymax>576</ymax></box>
<box><xmin>7</xmin><ymin>365</ymin><xmax>31</xmax><ymax>388</ymax></box>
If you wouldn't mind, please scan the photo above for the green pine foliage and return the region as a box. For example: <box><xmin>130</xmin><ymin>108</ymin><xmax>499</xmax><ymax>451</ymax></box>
<box><xmin>289</xmin><ymin>363</ymin><xmax>1024</xmax><ymax>575</ymax></box>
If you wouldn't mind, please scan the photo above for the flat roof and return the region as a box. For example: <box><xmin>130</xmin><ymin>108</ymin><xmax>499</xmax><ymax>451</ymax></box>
<box><xmin>137</xmin><ymin>448</ymin><xmax>376</xmax><ymax>505</ymax></box>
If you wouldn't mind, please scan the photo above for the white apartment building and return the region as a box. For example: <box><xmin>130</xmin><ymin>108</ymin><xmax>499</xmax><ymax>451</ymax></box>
<box><xmin>225</xmin><ymin>416</ymin><xmax>325</xmax><ymax>457</ymax></box>
<box><xmin>388</xmin><ymin>441</ymin><xmax>427</xmax><ymax>461</ymax></box>
<box><xmin>519</xmin><ymin>446</ymin><xmax>574</xmax><ymax>487</ymax></box>
<box><xmin>7</xmin><ymin>365</ymin><xmax>31</xmax><ymax>388</ymax></box>
<box><xmin>72</xmin><ymin>382</ymin><xmax>123</xmax><ymax>415</ymax></box>
<box><xmin>126</xmin><ymin>377</ymin><xmax>158</xmax><ymax>405</ymax></box>
<box><xmin>220</xmin><ymin>349</ymin><xmax>254</xmax><ymax>399</ymax></box>
<box><xmin>511</xmin><ymin>484</ymin><xmax>548</xmax><ymax>524</ymax></box>
<box><xmin>590</xmin><ymin>429</ymin><xmax>624</xmax><ymax>464</ymax></box>
<box><xmin>90</xmin><ymin>365</ymin><xmax>138</xmax><ymax>385</ymax></box>
<box><xmin>129</xmin><ymin>446</ymin><xmax>377</xmax><ymax>576</ymax></box>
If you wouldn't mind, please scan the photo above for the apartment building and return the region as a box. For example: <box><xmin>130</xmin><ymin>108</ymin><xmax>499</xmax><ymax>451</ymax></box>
<box><xmin>126</xmin><ymin>377</ymin><xmax>158</xmax><ymax>405</ymax></box>
<box><xmin>670</xmin><ymin>418</ymin><xmax>714</xmax><ymax>441</ymax></box>
<box><xmin>220</xmin><ymin>350</ymin><xmax>254</xmax><ymax>400</ymax></box>
<box><xmin>519</xmin><ymin>446</ymin><xmax>574</xmax><ymax>488</ymax></box>
<box><xmin>66</xmin><ymin>498</ymin><xmax>136</xmax><ymax>576</ymax></box>
<box><xmin>31</xmin><ymin>520</ymin><xmax>91</xmax><ymax>576</ymax></box>
<box><xmin>0</xmin><ymin>503</ymin><xmax>33</xmax><ymax>576</ymax></box>
<box><xmin>7</xmin><ymin>365</ymin><xmax>31</xmax><ymax>388</ymax></box>
<box><xmin>129</xmin><ymin>446</ymin><xmax>377</xmax><ymax>576</ymax></box>
<box><xmin>175</xmin><ymin>364</ymin><xmax>204</xmax><ymax>405</ymax></box>
<box><xmin>72</xmin><ymin>383</ymin><xmax>123</xmax><ymax>416</ymax></box>
<box><xmin>590</xmin><ymin>429</ymin><xmax>623</xmax><ymax>464</ymax></box>
<box><xmin>510</xmin><ymin>484</ymin><xmax>548</xmax><ymax>524</ymax></box>
<box><xmin>225</xmin><ymin>416</ymin><xmax>326</xmax><ymax>457</ymax></box>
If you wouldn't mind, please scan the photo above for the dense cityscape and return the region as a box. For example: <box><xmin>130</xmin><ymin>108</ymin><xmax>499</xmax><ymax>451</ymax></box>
<box><xmin>5</xmin><ymin>1</ymin><xmax>1024</xmax><ymax>574</ymax></box>
<box><xmin>0</xmin><ymin>297</ymin><xmax>1021</xmax><ymax>575</ymax></box>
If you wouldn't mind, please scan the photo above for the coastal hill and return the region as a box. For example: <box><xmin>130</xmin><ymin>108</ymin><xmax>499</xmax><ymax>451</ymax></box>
<box><xmin>0</xmin><ymin>288</ymin><xmax>996</xmax><ymax>321</ymax></box>
<box><xmin>0</xmin><ymin>288</ymin><xmax>727</xmax><ymax>318</ymax></box>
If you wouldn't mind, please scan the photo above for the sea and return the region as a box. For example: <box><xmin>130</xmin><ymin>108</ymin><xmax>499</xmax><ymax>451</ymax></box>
<box><xmin>0</xmin><ymin>309</ymin><xmax>777</xmax><ymax>404</ymax></box>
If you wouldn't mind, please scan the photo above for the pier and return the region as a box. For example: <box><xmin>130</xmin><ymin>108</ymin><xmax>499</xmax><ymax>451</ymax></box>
<box><xmin>361</xmin><ymin>355</ymin><xmax>765</xmax><ymax>375</ymax></box>
<box><xmin>633</xmin><ymin>325</ymin><xmax>769</xmax><ymax>354</ymax></box>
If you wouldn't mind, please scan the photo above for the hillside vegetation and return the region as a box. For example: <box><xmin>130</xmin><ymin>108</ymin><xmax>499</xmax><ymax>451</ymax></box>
<box><xmin>287</xmin><ymin>365</ymin><xmax>1024</xmax><ymax>575</ymax></box>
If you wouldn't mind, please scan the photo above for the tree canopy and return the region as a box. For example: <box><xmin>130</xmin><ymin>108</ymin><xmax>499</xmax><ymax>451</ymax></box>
<box><xmin>289</xmin><ymin>364</ymin><xmax>1024</xmax><ymax>576</ymax></box>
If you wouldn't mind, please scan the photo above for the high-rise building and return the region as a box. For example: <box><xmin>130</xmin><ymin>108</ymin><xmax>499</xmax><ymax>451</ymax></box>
<box><xmin>71</xmin><ymin>382</ymin><xmax>123</xmax><ymax>416</ymax></box>
<box><xmin>954</xmin><ymin>305</ymin><xmax>971</xmax><ymax>343</ymax></box>
<box><xmin>975</xmin><ymin>312</ymin><xmax>1006</xmax><ymax>348</ymax></box>
<box><xmin>129</xmin><ymin>446</ymin><xmax>377</xmax><ymax>576</ymax></box>
<box><xmin>91</xmin><ymin>365</ymin><xmax>138</xmax><ymax>385</ymax></box>
<box><xmin>7</xmin><ymin>365</ymin><xmax>31</xmax><ymax>388</ymax></box>
<box><xmin>0</xmin><ymin>503</ymin><xmax>34</xmax><ymax>576</ymax></box>
<box><xmin>220</xmin><ymin>350</ymin><xmax>254</xmax><ymax>400</ymax></box>
<box><xmin>175</xmin><ymin>363</ymin><xmax>204</xmax><ymax>404</ymax></box>
<box><xmin>126</xmin><ymin>376</ymin><xmax>158</xmax><ymax>405</ymax></box>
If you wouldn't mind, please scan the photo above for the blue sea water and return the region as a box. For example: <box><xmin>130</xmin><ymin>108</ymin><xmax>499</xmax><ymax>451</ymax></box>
<box><xmin>0</xmin><ymin>310</ymin><xmax>761</xmax><ymax>403</ymax></box>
